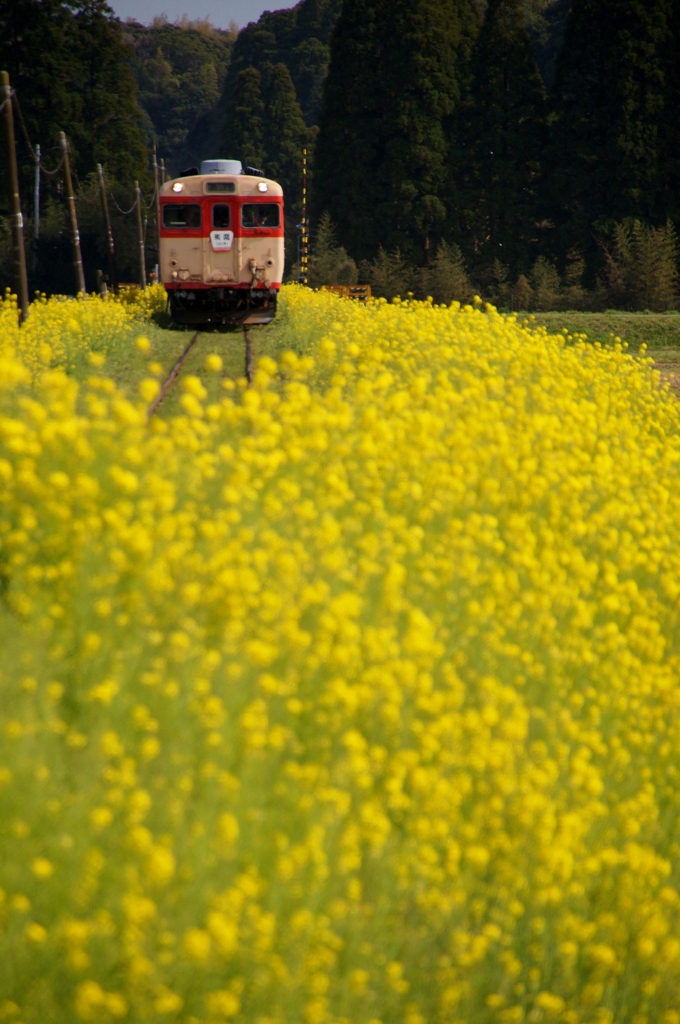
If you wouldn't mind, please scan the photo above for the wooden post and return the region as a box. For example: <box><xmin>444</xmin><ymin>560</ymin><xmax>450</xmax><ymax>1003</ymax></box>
<box><xmin>32</xmin><ymin>142</ymin><xmax>40</xmax><ymax>275</ymax></box>
<box><xmin>1</xmin><ymin>71</ymin><xmax>29</xmax><ymax>322</ymax></box>
<box><xmin>135</xmin><ymin>181</ymin><xmax>146</xmax><ymax>290</ymax></box>
<box><xmin>153</xmin><ymin>146</ymin><xmax>161</xmax><ymax>278</ymax></box>
<box><xmin>97</xmin><ymin>163</ymin><xmax>116</xmax><ymax>293</ymax></box>
<box><xmin>301</xmin><ymin>147</ymin><xmax>308</xmax><ymax>286</ymax></box>
<box><xmin>59</xmin><ymin>131</ymin><xmax>86</xmax><ymax>296</ymax></box>
<box><xmin>244</xmin><ymin>326</ymin><xmax>253</xmax><ymax>386</ymax></box>
<box><xmin>34</xmin><ymin>144</ymin><xmax>40</xmax><ymax>241</ymax></box>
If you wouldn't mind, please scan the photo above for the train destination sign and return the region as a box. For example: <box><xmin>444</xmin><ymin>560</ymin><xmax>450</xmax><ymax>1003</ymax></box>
<box><xmin>211</xmin><ymin>230</ymin><xmax>234</xmax><ymax>251</ymax></box>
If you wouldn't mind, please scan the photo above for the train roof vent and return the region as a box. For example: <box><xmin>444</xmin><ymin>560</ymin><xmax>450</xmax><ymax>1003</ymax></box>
<box><xmin>201</xmin><ymin>159</ymin><xmax>242</xmax><ymax>175</ymax></box>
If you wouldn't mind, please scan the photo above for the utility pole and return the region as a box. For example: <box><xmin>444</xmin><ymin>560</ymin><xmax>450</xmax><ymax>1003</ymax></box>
<box><xmin>1</xmin><ymin>71</ymin><xmax>29</xmax><ymax>322</ymax></box>
<box><xmin>59</xmin><ymin>131</ymin><xmax>86</xmax><ymax>296</ymax></box>
<box><xmin>153</xmin><ymin>146</ymin><xmax>161</xmax><ymax>278</ymax></box>
<box><xmin>135</xmin><ymin>181</ymin><xmax>146</xmax><ymax>290</ymax></box>
<box><xmin>33</xmin><ymin>143</ymin><xmax>40</xmax><ymax>275</ymax></box>
<box><xmin>160</xmin><ymin>158</ymin><xmax>166</xmax><ymax>185</ymax></box>
<box><xmin>301</xmin><ymin>148</ymin><xmax>308</xmax><ymax>286</ymax></box>
<box><xmin>97</xmin><ymin>163</ymin><xmax>116</xmax><ymax>292</ymax></box>
<box><xmin>34</xmin><ymin>144</ymin><xmax>40</xmax><ymax>241</ymax></box>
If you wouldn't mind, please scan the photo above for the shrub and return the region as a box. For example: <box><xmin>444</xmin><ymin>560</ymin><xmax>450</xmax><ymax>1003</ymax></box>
<box><xmin>511</xmin><ymin>272</ymin><xmax>535</xmax><ymax>310</ymax></box>
<box><xmin>416</xmin><ymin>241</ymin><xmax>475</xmax><ymax>306</ymax></box>
<box><xmin>307</xmin><ymin>212</ymin><xmax>359</xmax><ymax>288</ymax></box>
<box><xmin>603</xmin><ymin>219</ymin><xmax>679</xmax><ymax>311</ymax></box>
<box><xmin>358</xmin><ymin>246</ymin><xmax>413</xmax><ymax>301</ymax></box>
<box><xmin>531</xmin><ymin>255</ymin><xmax>562</xmax><ymax>310</ymax></box>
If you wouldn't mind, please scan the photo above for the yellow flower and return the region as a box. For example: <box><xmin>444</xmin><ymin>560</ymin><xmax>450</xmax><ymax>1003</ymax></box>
<box><xmin>146</xmin><ymin>846</ymin><xmax>176</xmax><ymax>886</ymax></box>
<box><xmin>183</xmin><ymin>928</ymin><xmax>211</xmax><ymax>961</ymax></box>
<box><xmin>205</xmin><ymin>353</ymin><xmax>223</xmax><ymax>372</ymax></box>
<box><xmin>154</xmin><ymin>988</ymin><xmax>184</xmax><ymax>1014</ymax></box>
<box><xmin>217</xmin><ymin>812</ymin><xmax>240</xmax><ymax>848</ymax></box>
<box><xmin>31</xmin><ymin>858</ymin><xmax>54</xmax><ymax>879</ymax></box>
<box><xmin>90</xmin><ymin>807</ymin><xmax>113</xmax><ymax>830</ymax></box>
<box><xmin>207</xmin><ymin>990</ymin><xmax>240</xmax><ymax>1017</ymax></box>
<box><xmin>139</xmin><ymin>377</ymin><xmax>160</xmax><ymax>402</ymax></box>
<box><xmin>25</xmin><ymin>922</ymin><xmax>48</xmax><ymax>943</ymax></box>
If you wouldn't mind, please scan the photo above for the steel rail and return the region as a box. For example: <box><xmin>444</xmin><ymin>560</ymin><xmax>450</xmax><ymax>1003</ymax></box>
<box><xmin>147</xmin><ymin>331</ymin><xmax>201</xmax><ymax>419</ymax></box>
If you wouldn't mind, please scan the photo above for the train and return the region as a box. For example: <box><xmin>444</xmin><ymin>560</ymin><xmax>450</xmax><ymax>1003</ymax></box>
<box><xmin>159</xmin><ymin>159</ymin><xmax>284</xmax><ymax>327</ymax></box>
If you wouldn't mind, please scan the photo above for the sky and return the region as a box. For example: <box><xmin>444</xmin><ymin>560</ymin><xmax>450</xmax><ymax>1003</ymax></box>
<box><xmin>108</xmin><ymin>0</ymin><xmax>286</xmax><ymax>31</ymax></box>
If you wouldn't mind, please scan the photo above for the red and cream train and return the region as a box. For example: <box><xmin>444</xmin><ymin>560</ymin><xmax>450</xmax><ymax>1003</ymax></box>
<box><xmin>159</xmin><ymin>159</ymin><xmax>284</xmax><ymax>326</ymax></box>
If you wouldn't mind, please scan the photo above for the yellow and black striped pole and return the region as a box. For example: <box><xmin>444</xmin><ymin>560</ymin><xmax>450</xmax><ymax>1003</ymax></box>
<box><xmin>301</xmin><ymin>148</ymin><xmax>308</xmax><ymax>286</ymax></box>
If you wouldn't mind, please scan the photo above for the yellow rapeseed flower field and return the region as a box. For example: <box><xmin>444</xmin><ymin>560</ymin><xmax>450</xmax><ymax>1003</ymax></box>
<box><xmin>1</xmin><ymin>285</ymin><xmax>680</xmax><ymax>1024</ymax></box>
<box><xmin>0</xmin><ymin>287</ymin><xmax>160</xmax><ymax>378</ymax></box>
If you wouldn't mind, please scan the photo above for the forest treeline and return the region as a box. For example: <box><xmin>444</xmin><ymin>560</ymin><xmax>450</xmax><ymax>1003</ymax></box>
<box><xmin>0</xmin><ymin>0</ymin><xmax>678</xmax><ymax>308</ymax></box>
<box><xmin>311</xmin><ymin>0</ymin><xmax>679</xmax><ymax>310</ymax></box>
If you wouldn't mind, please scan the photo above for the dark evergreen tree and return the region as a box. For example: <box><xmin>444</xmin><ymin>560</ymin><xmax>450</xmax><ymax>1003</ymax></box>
<box><xmin>221</xmin><ymin>0</ymin><xmax>342</xmax><ymax>126</ymax></box>
<box><xmin>415</xmin><ymin>241</ymin><xmax>473</xmax><ymax>305</ymax></box>
<box><xmin>459</xmin><ymin>0</ymin><xmax>547</xmax><ymax>277</ymax></box>
<box><xmin>658</xmin><ymin>0</ymin><xmax>680</xmax><ymax>228</ymax></box>
<box><xmin>292</xmin><ymin>0</ymin><xmax>343</xmax><ymax>119</ymax></box>
<box><xmin>262</xmin><ymin>64</ymin><xmax>311</xmax><ymax>204</ymax></box>
<box><xmin>288</xmin><ymin>37</ymin><xmax>331</xmax><ymax>125</ymax></box>
<box><xmin>313</xmin><ymin>0</ymin><xmax>481</xmax><ymax>263</ymax></box>
<box><xmin>0</xmin><ymin>0</ymin><xmax>78</xmax><ymax>206</ymax></box>
<box><xmin>307</xmin><ymin>211</ymin><xmax>358</xmax><ymax>286</ymax></box>
<box><xmin>0</xmin><ymin>0</ymin><xmax>149</xmax><ymax>199</ymax></box>
<box><xmin>68</xmin><ymin>1</ymin><xmax>149</xmax><ymax>187</ymax></box>
<box><xmin>223</xmin><ymin>68</ymin><xmax>266</xmax><ymax>171</ymax></box>
<box><xmin>549</xmin><ymin>0</ymin><xmax>673</xmax><ymax>263</ymax></box>
<box><xmin>185</xmin><ymin>0</ymin><xmax>342</xmax><ymax>172</ymax></box>
<box><xmin>603</xmin><ymin>220</ymin><xmax>678</xmax><ymax>311</ymax></box>
<box><xmin>530</xmin><ymin>0</ymin><xmax>572</xmax><ymax>90</ymax></box>
<box><xmin>125</xmin><ymin>17</ymin><xmax>233</xmax><ymax>171</ymax></box>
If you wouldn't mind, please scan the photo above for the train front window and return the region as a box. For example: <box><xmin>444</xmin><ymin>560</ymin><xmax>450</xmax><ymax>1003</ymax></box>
<box><xmin>163</xmin><ymin>204</ymin><xmax>201</xmax><ymax>229</ymax></box>
<box><xmin>242</xmin><ymin>203</ymin><xmax>280</xmax><ymax>229</ymax></box>
<box><xmin>212</xmin><ymin>204</ymin><xmax>231</xmax><ymax>229</ymax></box>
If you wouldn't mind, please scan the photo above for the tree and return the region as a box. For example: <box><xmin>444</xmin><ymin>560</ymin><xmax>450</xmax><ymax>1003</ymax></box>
<box><xmin>313</xmin><ymin>0</ymin><xmax>481</xmax><ymax>264</ymax></box>
<box><xmin>221</xmin><ymin>0</ymin><xmax>342</xmax><ymax>125</ymax></box>
<box><xmin>0</xmin><ymin>0</ymin><xmax>77</xmax><ymax>205</ymax></box>
<box><xmin>289</xmin><ymin>37</ymin><xmax>330</xmax><ymax>124</ymax></box>
<box><xmin>530</xmin><ymin>0</ymin><xmax>572</xmax><ymax>90</ymax></box>
<box><xmin>549</xmin><ymin>0</ymin><xmax>674</xmax><ymax>265</ymax></box>
<box><xmin>0</xmin><ymin>0</ymin><xmax>149</xmax><ymax>199</ymax></box>
<box><xmin>511</xmin><ymin>273</ymin><xmax>535</xmax><ymax>310</ymax></box>
<box><xmin>67</xmin><ymin>1</ymin><xmax>149</xmax><ymax>187</ymax></box>
<box><xmin>307</xmin><ymin>212</ymin><xmax>358</xmax><ymax>286</ymax></box>
<box><xmin>223</xmin><ymin>68</ymin><xmax>266</xmax><ymax>171</ymax></box>
<box><xmin>459</xmin><ymin>0</ymin><xmax>546</xmax><ymax>278</ymax></box>
<box><xmin>184</xmin><ymin>0</ymin><xmax>342</xmax><ymax>183</ymax></box>
<box><xmin>658</xmin><ymin>0</ymin><xmax>680</xmax><ymax>229</ymax></box>
<box><xmin>416</xmin><ymin>241</ymin><xmax>474</xmax><ymax>305</ymax></box>
<box><xmin>262</xmin><ymin>64</ymin><xmax>311</xmax><ymax>205</ymax></box>
<box><xmin>358</xmin><ymin>248</ymin><xmax>413</xmax><ymax>301</ymax></box>
<box><xmin>603</xmin><ymin>220</ymin><xmax>678</xmax><ymax>311</ymax></box>
<box><xmin>125</xmin><ymin>16</ymin><xmax>233</xmax><ymax>171</ymax></box>
<box><xmin>530</xmin><ymin>255</ymin><xmax>562</xmax><ymax>309</ymax></box>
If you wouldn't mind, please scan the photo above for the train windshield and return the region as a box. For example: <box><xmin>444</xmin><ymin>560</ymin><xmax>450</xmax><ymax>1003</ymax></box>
<box><xmin>242</xmin><ymin>203</ymin><xmax>280</xmax><ymax>229</ymax></box>
<box><xmin>163</xmin><ymin>204</ymin><xmax>201</xmax><ymax>228</ymax></box>
<box><xmin>212</xmin><ymin>205</ymin><xmax>231</xmax><ymax>229</ymax></box>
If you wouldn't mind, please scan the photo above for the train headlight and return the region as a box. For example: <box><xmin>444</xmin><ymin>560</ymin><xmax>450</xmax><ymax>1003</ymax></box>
<box><xmin>258</xmin><ymin>182</ymin><xmax>268</xmax><ymax>193</ymax></box>
<box><xmin>172</xmin><ymin>182</ymin><xmax>184</xmax><ymax>193</ymax></box>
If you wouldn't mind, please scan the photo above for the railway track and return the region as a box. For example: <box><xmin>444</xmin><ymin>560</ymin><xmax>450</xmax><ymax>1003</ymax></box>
<box><xmin>147</xmin><ymin>326</ymin><xmax>254</xmax><ymax>420</ymax></box>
